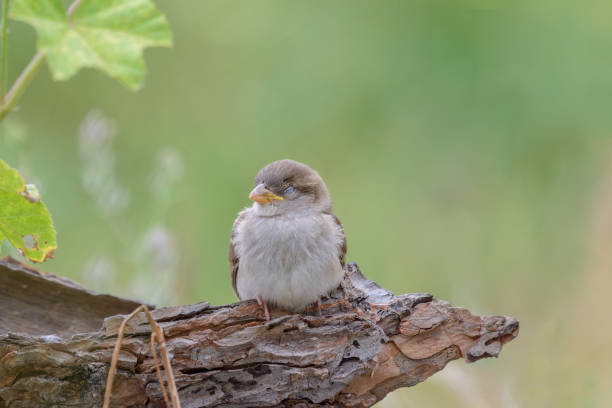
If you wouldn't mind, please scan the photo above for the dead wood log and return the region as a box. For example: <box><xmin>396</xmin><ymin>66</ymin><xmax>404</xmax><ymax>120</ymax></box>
<box><xmin>0</xmin><ymin>257</ymin><xmax>518</xmax><ymax>407</ymax></box>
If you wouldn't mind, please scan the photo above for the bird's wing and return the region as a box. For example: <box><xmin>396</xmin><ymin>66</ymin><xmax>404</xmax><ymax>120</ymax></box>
<box><xmin>229</xmin><ymin>210</ymin><xmax>248</xmax><ymax>299</ymax></box>
<box><xmin>329</xmin><ymin>213</ymin><xmax>347</xmax><ymax>268</ymax></box>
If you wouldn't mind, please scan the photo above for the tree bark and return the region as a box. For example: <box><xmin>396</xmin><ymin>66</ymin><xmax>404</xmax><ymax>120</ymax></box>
<box><xmin>0</xmin><ymin>257</ymin><xmax>518</xmax><ymax>407</ymax></box>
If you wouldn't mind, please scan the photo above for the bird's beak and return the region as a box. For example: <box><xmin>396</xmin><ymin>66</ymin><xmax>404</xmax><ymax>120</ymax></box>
<box><xmin>249</xmin><ymin>183</ymin><xmax>284</xmax><ymax>204</ymax></box>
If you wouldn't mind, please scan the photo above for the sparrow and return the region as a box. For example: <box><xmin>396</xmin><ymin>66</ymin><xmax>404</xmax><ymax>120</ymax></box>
<box><xmin>229</xmin><ymin>159</ymin><xmax>347</xmax><ymax>320</ymax></box>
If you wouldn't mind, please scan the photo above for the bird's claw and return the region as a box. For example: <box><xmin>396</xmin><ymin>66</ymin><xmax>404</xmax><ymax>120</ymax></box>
<box><xmin>256</xmin><ymin>296</ymin><xmax>271</xmax><ymax>321</ymax></box>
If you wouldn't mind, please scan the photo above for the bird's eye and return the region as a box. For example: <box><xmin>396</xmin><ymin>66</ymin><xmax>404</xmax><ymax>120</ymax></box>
<box><xmin>284</xmin><ymin>186</ymin><xmax>295</xmax><ymax>195</ymax></box>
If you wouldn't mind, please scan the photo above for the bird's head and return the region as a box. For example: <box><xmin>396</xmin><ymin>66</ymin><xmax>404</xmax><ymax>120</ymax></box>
<box><xmin>249</xmin><ymin>159</ymin><xmax>332</xmax><ymax>216</ymax></box>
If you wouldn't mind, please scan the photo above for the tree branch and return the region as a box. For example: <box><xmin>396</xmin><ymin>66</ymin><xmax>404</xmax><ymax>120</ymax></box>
<box><xmin>0</xmin><ymin>257</ymin><xmax>518</xmax><ymax>407</ymax></box>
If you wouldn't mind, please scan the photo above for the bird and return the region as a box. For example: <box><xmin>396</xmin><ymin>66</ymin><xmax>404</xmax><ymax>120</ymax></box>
<box><xmin>228</xmin><ymin>159</ymin><xmax>347</xmax><ymax>321</ymax></box>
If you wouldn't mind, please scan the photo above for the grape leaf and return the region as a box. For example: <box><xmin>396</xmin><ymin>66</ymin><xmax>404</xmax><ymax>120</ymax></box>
<box><xmin>0</xmin><ymin>160</ymin><xmax>57</xmax><ymax>263</ymax></box>
<box><xmin>10</xmin><ymin>0</ymin><xmax>172</xmax><ymax>90</ymax></box>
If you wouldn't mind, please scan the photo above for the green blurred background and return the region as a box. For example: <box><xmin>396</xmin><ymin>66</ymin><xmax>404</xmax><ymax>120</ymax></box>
<box><xmin>1</xmin><ymin>1</ymin><xmax>611</xmax><ymax>406</ymax></box>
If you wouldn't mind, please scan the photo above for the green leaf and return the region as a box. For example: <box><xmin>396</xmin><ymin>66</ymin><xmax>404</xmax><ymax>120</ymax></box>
<box><xmin>0</xmin><ymin>160</ymin><xmax>57</xmax><ymax>262</ymax></box>
<box><xmin>10</xmin><ymin>0</ymin><xmax>172</xmax><ymax>90</ymax></box>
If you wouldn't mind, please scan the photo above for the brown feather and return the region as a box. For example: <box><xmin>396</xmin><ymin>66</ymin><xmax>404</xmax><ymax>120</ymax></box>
<box><xmin>327</xmin><ymin>212</ymin><xmax>347</xmax><ymax>268</ymax></box>
<box><xmin>229</xmin><ymin>211</ymin><xmax>247</xmax><ymax>299</ymax></box>
<box><xmin>254</xmin><ymin>159</ymin><xmax>331</xmax><ymax>211</ymax></box>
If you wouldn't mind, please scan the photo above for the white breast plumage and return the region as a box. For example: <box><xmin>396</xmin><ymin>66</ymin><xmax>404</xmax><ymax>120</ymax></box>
<box><xmin>234</xmin><ymin>210</ymin><xmax>344</xmax><ymax>310</ymax></box>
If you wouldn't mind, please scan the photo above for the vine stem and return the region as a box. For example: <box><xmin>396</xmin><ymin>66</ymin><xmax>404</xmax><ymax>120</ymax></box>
<box><xmin>0</xmin><ymin>51</ymin><xmax>43</xmax><ymax>121</ymax></box>
<box><xmin>0</xmin><ymin>0</ymin><xmax>83</xmax><ymax>121</ymax></box>
<box><xmin>67</xmin><ymin>0</ymin><xmax>82</xmax><ymax>18</ymax></box>
<box><xmin>1</xmin><ymin>0</ymin><xmax>9</xmax><ymax>103</ymax></box>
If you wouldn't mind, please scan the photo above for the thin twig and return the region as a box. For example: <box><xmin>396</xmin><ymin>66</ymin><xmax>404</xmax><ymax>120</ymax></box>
<box><xmin>0</xmin><ymin>0</ymin><xmax>9</xmax><ymax>103</ymax></box>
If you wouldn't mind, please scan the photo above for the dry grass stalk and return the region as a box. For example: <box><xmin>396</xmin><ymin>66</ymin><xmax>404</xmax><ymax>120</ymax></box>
<box><xmin>151</xmin><ymin>332</ymin><xmax>171</xmax><ymax>407</ymax></box>
<box><xmin>102</xmin><ymin>304</ymin><xmax>181</xmax><ymax>408</ymax></box>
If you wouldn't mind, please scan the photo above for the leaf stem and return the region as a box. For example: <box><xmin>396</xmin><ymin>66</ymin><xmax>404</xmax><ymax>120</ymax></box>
<box><xmin>0</xmin><ymin>51</ymin><xmax>43</xmax><ymax>121</ymax></box>
<box><xmin>0</xmin><ymin>0</ymin><xmax>83</xmax><ymax>122</ymax></box>
<box><xmin>67</xmin><ymin>0</ymin><xmax>83</xmax><ymax>18</ymax></box>
<box><xmin>1</xmin><ymin>0</ymin><xmax>9</xmax><ymax>103</ymax></box>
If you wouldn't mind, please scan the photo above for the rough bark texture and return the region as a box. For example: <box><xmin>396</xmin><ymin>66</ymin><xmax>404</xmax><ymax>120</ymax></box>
<box><xmin>0</xmin><ymin>257</ymin><xmax>518</xmax><ymax>407</ymax></box>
